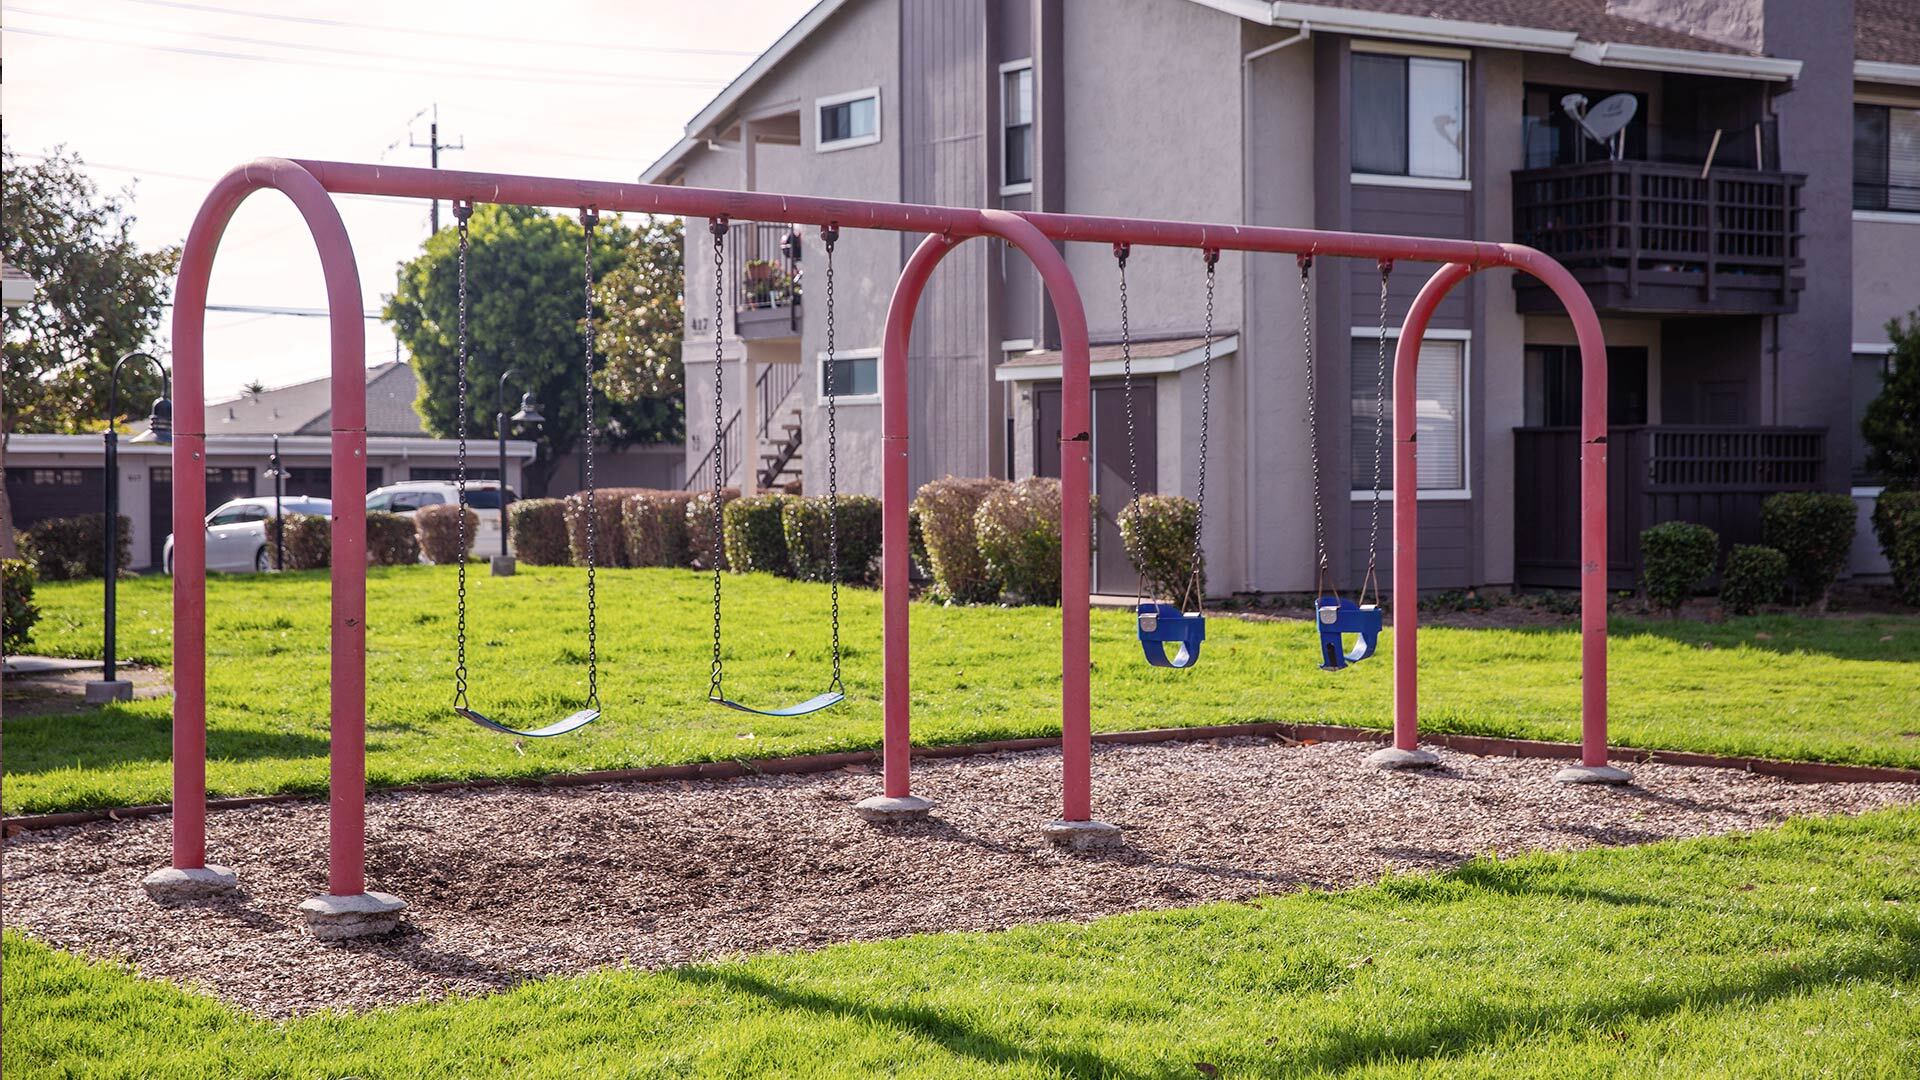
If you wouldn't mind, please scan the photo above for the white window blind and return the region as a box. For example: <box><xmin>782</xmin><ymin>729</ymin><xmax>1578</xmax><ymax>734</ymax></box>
<box><xmin>1351</xmin><ymin>336</ymin><xmax>1466</xmax><ymax>491</ymax></box>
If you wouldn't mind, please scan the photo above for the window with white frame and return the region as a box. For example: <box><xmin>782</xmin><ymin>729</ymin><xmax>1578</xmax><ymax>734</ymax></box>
<box><xmin>1351</xmin><ymin>50</ymin><xmax>1467</xmax><ymax>182</ymax></box>
<box><xmin>817</xmin><ymin>88</ymin><xmax>880</xmax><ymax>152</ymax></box>
<box><xmin>1001</xmin><ymin>60</ymin><xmax>1034</xmax><ymax>194</ymax></box>
<box><xmin>1350</xmin><ymin>333</ymin><xmax>1467</xmax><ymax>493</ymax></box>
<box><xmin>819</xmin><ymin>348</ymin><xmax>880</xmax><ymax>400</ymax></box>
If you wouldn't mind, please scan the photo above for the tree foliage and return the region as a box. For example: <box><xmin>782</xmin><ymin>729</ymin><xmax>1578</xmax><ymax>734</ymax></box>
<box><xmin>1862</xmin><ymin>310</ymin><xmax>1920</xmax><ymax>491</ymax></box>
<box><xmin>1</xmin><ymin>144</ymin><xmax>180</xmax><ymax>433</ymax></box>
<box><xmin>594</xmin><ymin>216</ymin><xmax>684</xmax><ymax>403</ymax></box>
<box><xmin>385</xmin><ymin>205</ymin><xmax>682</xmax><ymax>475</ymax></box>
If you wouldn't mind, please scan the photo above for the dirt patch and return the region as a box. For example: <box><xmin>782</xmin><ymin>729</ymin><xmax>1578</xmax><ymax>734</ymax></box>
<box><xmin>2</xmin><ymin>664</ymin><xmax>171</xmax><ymax>718</ymax></box>
<box><xmin>5</xmin><ymin>738</ymin><xmax>1913</xmax><ymax>1017</ymax></box>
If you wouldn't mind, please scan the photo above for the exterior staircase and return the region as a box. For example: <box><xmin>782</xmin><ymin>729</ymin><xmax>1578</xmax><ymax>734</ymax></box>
<box><xmin>685</xmin><ymin>361</ymin><xmax>806</xmax><ymax>492</ymax></box>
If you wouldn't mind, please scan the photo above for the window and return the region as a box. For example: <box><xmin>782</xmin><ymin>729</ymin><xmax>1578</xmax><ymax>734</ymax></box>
<box><xmin>816</xmin><ymin>88</ymin><xmax>880</xmax><ymax>152</ymax></box>
<box><xmin>1523</xmin><ymin>345</ymin><xmax>1649</xmax><ymax>426</ymax></box>
<box><xmin>819</xmin><ymin>349</ymin><xmax>880</xmax><ymax>401</ymax></box>
<box><xmin>1351</xmin><ymin>334</ymin><xmax>1467</xmax><ymax>493</ymax></box>
<box><xmin>1352</xmin><ymin>50</ymin><xmax>1466</xmax><ymax>182</ymax></box>
<box><xmin>1854</xmin><ymin>102</ymin><xmax>1920</xmax><ymax>211</ymax></box>
<box><xmin>208</xmin><ymin>504</ymin><xmax>266</xmax><ymax>526</ymax></box>
<box><xmin>1001</xmin><ymin>60</ymin><xmax>1034</xmax><ymax>194</ymax></box>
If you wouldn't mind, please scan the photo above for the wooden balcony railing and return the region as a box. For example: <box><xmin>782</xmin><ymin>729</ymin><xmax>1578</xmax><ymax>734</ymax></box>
<box><xmin>1512</xmin><ymin>160</ymin><xmax>1804</xmax><ymax>316</ymax></box>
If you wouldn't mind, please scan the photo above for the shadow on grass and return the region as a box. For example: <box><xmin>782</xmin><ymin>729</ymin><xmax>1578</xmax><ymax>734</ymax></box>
<box><xmin>1604</xmin><ymin>616</ymin><xmax>1919</xmax><ymax>664</ymax></box>
<box><xmin>666</xmin><ymin>966</ymin><xmax>1146</xmax><ymax>1080</ymax></box>
<box><xmin>1</xmin><ymin>709</ymin><xmax>331</xmax><ymax>776</ymax></box>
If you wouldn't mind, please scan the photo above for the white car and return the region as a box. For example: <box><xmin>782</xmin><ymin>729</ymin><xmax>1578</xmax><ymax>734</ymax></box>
<box><xmin>365</xmin><ymin>480</ymin><xmax>519</xmax><ymax>557</ymax></box>
<box><xmin>163</xmin><ymin>496</ymin><xmax>333</xmax><ymax>574</ymax></box>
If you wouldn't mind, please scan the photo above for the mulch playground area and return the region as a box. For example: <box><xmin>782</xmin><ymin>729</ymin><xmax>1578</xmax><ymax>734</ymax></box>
<box><xmin>6</xmin><ymin>737</ymin><xmax>1916</xmax><ymax>1017</ymax></box>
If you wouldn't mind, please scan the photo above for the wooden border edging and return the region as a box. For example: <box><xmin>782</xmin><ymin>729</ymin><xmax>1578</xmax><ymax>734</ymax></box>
<box><xmin>6</xmin><ymin>723</ymin><xmax>1917</xmax><ymax>836</ymax></box>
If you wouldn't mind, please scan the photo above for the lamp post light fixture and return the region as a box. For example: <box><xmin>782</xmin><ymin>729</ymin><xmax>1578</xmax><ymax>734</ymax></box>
<box><xmin>264</xmin><ymin>433</ymin><xmax>286</xmax><ymax>571</ymax></box>
<box><xmin>491</xmin><ymin>367</ymin><xmax>544</xmax><ymax>576</ymax></box>
<box><xmin>87</xmin><ymin>352</ymin><xmax>171</xmax><ymax>705</ymax></box>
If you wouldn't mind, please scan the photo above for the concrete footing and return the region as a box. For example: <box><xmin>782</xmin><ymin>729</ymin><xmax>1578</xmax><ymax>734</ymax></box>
<box><xmin>143</xmin><ymin>865</ymin><xmax>239</xmax><ymax>902</ymax></box>
<box><xmin>1554</xmin><ymin>763</ymin><xmax>1635</xmax><ymax>786</ymax></box>
<box><xmin>489</xmin><ymin>555</ymin><xmax>517</xmax><ymax>576</ymax></box>
<box><xmin>854</xmin><ymin>794</ymin><xmax>933</xmax><ymax>824</ymax></box>
<box><xmin>298</xmin><ymin>891</ymin><xmax>408</xmax><ymax>941</ymax></box>
<box><xmin>1041</xmin><ymin>819</ymin><xmax>1124</xmax><ymax>852</ymax></box>
<box><xmin>83</xmin><ymin>679</ymin><xmax>134</xmax><ymax>704</ymax></box>
<box><xmin>1367</xmin><ymin>746</ymin><xmax>1442</xmax><ymax>771</ymax></box>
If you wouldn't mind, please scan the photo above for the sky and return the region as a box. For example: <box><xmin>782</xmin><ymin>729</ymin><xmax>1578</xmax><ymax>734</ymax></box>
<box><xmin>4</xmin><ymin>0</ymin><xmax>814</xmax><ymax>400</ymax></box>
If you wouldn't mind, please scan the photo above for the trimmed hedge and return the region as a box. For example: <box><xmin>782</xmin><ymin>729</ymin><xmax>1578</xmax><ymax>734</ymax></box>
<box><xmin>1872</xmin><ymin>490</ymin><xmax>1920</xmax><ymax>607</ymax></box>
<box><xmin>366</xmin><ymin>511</ymin><xmax>421</xmax><ymax>567</ymax></box>
<box><xmin>623</xmin><ymin>491</ymin><xmax>694</xmax><ymax>568</ymax></box>
<box><xmin>1760</xmin><ymin>492</ymin><xmax>1857</xmax><ymax>604</ymax></box>
<box><xmin>415</xmin><ymin>504</ymin><xmax>476</xmax><ymax>565</ymax></box>
<box><xmin>907</xmin><ymin>504</ymin><xmax>930</xmax><ymax>581</ymax></box>
<box><xmin>280</xmin><ymin>514</ymin><xmax>331</xmax><ymax>570</ymax></box>
<box><xmin>1119</xmin><ymin>494</ymin><xmax>1204</xmax><ymax>602</ymax></box>
<box><xmin>509</xmin><ymin>499</ymin><xmax>570</xmax><ymax>566</ymax></box>
<box><xmin>564</xmin><ymin>487</ymin><xmax>655</xmax><ymax>568</ymax></box>
<box><xmin>722</xmin><ymin>494</ymin><xmax>794</xmax><ymax>575</ymax></box>
<box><xmin>913</xmin><ymin>476</ymin><xmax>1006</xmax><ymax>603</ymax></box>
<box><xmin>783</xmin><ymin>494</ymin><xmax>882</xmax><ymax>584</ymax></box>
<box><xmin>21</xmin><ymin>514</ymin><xmax>131</xmax><ymax>581</ymax></box>
<box><xmin>1721</xmin><ymin>544</ymin><xmax>1788</xmax><ymax>615</ymax></box>
<box><xmin>1639</xmin><ymin>520</ymin><xmax>1719</xmax><ymax>613</ymax></box>
<box><xmin>974</xmin><ymin>477</ymin><xmax>1095</xmax><ymax>605</ymax></box>
<box><xmin>3</xmin><ymin>558</ymin><xmax>39</xmax><ymax>656</ymax></box>
<box><xmin>686</xmin><ymin>488</ymin><xmax>740</xmax><ymax>571</ymax></box>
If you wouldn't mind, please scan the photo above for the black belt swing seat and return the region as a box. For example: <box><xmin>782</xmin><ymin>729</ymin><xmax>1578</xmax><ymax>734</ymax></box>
<box><xmin>700</xmin><ymin>219</ymin><xmax>847</xmax><ymax>718</ymax></box>
<box><xmin>449</xmin><ymin>202</ymin><xmax>604</xmax><ymax>738</ymax></box>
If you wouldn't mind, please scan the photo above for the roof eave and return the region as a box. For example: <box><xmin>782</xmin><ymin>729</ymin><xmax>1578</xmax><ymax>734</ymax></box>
<box><xmin>1856</xmin><ymin>59</ymin><xmax>1920</xmax><ymax>88</ymax></box>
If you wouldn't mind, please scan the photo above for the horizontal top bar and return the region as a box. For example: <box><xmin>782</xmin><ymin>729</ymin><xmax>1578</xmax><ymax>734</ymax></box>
<box><xmin>291</xmin><ymin>159</ymin><xmax>1514</xmax><ymax>267</ymax></box>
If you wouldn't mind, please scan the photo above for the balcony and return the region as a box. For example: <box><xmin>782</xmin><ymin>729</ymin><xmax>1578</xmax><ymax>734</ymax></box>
<box><xmin>726</xmin><ymin>222</ymin><xmax>802</xmax><ymax>341</ymax></box>
<box><xmin>1515</xmin><ymin>425</ymin><xmax>1826</xmax><ymax>589</ymax></box>
<box><xmin>1512</xmin><ymin>160</ymin><xmax>1804</xmax><ymax>316</ymax></box>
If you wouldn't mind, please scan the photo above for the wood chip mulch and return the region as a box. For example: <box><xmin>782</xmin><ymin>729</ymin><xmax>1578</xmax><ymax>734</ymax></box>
<box><xmin>5</xmin><ymin>737</ymin><xmax>1914</xmax><ymax>1017</ymax></box>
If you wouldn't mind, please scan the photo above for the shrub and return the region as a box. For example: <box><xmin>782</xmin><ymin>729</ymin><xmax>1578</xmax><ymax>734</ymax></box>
<box><xmin>974</xmin><ymin>477</ymin><xmax>1096</xmax><ymax>605</ymax></box>
<box><xmin>509</xmin><ymin>499</ymin><xmax>570</xmax><ymax>565</ymax></box>
<box><xmin>623</xmin><ymin>491</ymin><xmax>694</xmax><ymax>568</ymax></box>
<box><xmin>783</xmin><ymin>495</ymin><xmax>883</xmax><ymax>584</ymax></box>
<box><xmin>1872</xmin><ymin>491</ymin><xmax>1920</xmax><ymax>607</ymax></box>
<box><xmin>20</xmin><ymin>514</ymin><xmax>131</xmax><ymax>580</ymax></box>
<box><xmin>1638</xmin><ymin>521</ymin><xmax>1719</xmax><ymax>613</ymax></box>
<box><xmin>912</xmin><ymin>476</ymin><xmax>1006</xmax><ymax>603</ymax></box>
<box><xmin>3</xmin><ymin>558</ymin><xmax>39</xmax><ymax>656</ymax></box>
<box><xmin>1119</xmin><ymin>494</ymin><xmax>1204</xmax><ymax>602</ymax></box>
<box><xmin>1861</xmin><ymin>310</ymin><xmax>1920</xmax><ymax>490</ymax></box>
<box><xmin>1761</xmin><ymin>492</ymin><xmax>1857</xmax><ymax>604</ymax></box>
<box><xmin>280</xmin><ymin>514</ymin><xmax>332</xmax><ymax>570</ymax></box>
<box><xmin>415</xmin><ymin>504</ymin><xmax>477</xmax><ymax>565</ymax></box>
<box><xmin>722</xmin><ymin>494</ymin><xmax>794</xmax><ymax>575</ymax></box>
<box><xmin>365</xmin><ymin>511</ymin><xmax>421</xmax><ymax>567</ymax></box>
<box><xmin>564</xmin><ymin>487</ymin><xmax>654</xmax><ymax>568</ymax></box>
<box><xmin>1720</xmin><ymin>544</ymin><xmax>1788</xmax><ymax>615</ymax></box>
<box><xmin>686</xmin><ymin>488</ymin><xmax>740</xmax><ymax>570</ymax></box>
<box><xmin>907</xmin><ymin>504</ymin><xmax>930</xmax><ymax>580</ymax></box>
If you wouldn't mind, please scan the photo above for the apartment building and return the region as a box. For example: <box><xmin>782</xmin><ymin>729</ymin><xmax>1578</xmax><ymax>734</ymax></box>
<box><xmin>643</xmin><ymin>0</ymin><xmax>1920</xmax><ymax>596</ymax></box>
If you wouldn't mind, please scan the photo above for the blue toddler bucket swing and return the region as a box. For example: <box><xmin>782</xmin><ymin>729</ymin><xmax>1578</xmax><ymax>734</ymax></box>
<box><xmin>1116</xmin><ymin>244</ymin><xmax>1216</xmax><ymax>670</ymax></box>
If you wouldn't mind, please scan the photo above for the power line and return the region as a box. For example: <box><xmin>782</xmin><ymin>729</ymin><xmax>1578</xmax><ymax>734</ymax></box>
<box><xmin>121</xmin><ymin>0</ymin><xmax>762</xmax><ymax>58</ymax></box>
<box><xmin>8</xmin><ymin>152</ymin><xmax>421</xmax><ymax>208</ymax></box>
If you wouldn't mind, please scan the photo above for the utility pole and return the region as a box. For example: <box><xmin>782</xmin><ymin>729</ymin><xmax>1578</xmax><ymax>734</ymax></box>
<box><xmin>407</xmin><ymin>104</ymin><xmax>464</xmax><ymax>233</ymax></box>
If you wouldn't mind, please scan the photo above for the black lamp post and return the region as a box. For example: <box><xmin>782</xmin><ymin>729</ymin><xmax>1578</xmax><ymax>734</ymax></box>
<box><xmin>87</xmin><ymin>352</ymin><xmax>170</xmax><ymax>705</ymax></box>
<box><xmin>264</xmin><ymin>433</ymin><xmax>286</xmax><ymax>571</ymax></box>
<box><xmin>491</xmin><ymin>367</ymin><xmax>544</xmax><ymax>576</ymax></box>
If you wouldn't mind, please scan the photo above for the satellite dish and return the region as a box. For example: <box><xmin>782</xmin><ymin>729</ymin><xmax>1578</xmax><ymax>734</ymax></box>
<box><xmin>1561</xmin><ymin>93</ymin><xmax>1638</xmax><ymax>158</ymax></box>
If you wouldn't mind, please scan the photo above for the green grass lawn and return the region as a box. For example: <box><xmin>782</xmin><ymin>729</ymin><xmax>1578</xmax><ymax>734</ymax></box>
<box><xmin>7</xmin><ymin>807</ymin><xmax>1918</xmax><ymax>1078</ymax></box>
<box><xmin>8</xmin><ymin>566</ymin><xmax>1918</xmax><ymax>814</ymax></box>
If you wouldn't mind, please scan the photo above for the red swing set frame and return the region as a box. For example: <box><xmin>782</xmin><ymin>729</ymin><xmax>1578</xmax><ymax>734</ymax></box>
<box><xmin>162</xmin><ymin>159</ymin><xmax>1620</xmax><ymax>911</ymax></box>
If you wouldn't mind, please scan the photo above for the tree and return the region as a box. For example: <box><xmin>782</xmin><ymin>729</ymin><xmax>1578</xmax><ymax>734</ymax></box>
<box><xmin>2</xmin><ymin>144</ymin><xmax>180</xmax><ymax>434</ymax></box>
<box><xmin>385</xmin><ymin>205</ymin><xmax>681</xmax><ymax>494</ymax></box>
<box><xmin>1862</xmin><ymin>310</ymin><xmax>1920</xmax><ymax>491</ymax></box>
<box><xmin>594</xmin><ymin>216</ymin><xmax>685</xmax><ymax>404</ymax></box>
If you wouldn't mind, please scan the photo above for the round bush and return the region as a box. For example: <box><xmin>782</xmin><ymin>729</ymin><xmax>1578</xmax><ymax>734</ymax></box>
<box><xmin>509</xmin><ymin>499</ymin><xmax>570</xmax><ymax>566</ymax></box>
<box><xmin>912</xmin><ymin>476</ymin><xmax>1007</xmax><ymax>603</ymax></box>
<box><xmin>1760</xmin><ymin>492</ymin><xmax>1857</xmax><ymax>604</ymax></box>
<box><xmin>365</xmin><ymin>511</ymin><xmax>421</xmax><ymax>567</ymax></box>
<box><xmin>722</xmin><ymin>494</ymin><xmax>794</xmax><ymax>575</ymax></box>
<box><xmin>278</xmin><ymin>514</ymin><xmax>332</xmax><ymax>570</ymax></box>
<box><xmin>624</xmin><ymin>491</ymin><xmax>694</xmax><ymax>568</ymax></box>
<box><xmin>1871</xmin><ymin>491</ymin><xmax>1920</xmax><ymax>608</ymax></box>
<box><xmin>1639</xmin><ymin>520</ymin><xmax>1719</xmax><ymax>613</ymax></box>
<box><xmin>21</xmin><ymin>513</ymin><xmax>130</xmax><ymax>581</ymax></box>
<box><xmin>686</xmin><ymin>488</ymin><xmax>740</xmax><ymax>571</ymax></box>
<box><xmin>973</xmin><ymin>477</ymin><xmax>1095</xmax><ymax>605</ymax></box>
<box><xmin>3</xmin><ymin>558</ymin><xmax>40</xmax><ymax>655</ymax></box>
<box><xmin>783</xmin><ymin>494</ymin><xmax>882</xmax><ymax>584</ymax></box>
<box><xmin>1118</xmin><ymin>494</ymin><xmax>1204</xmax><ymax>603</ymax></box>
<box><xmin>414</xmin><ymin>504</ymin><xmax>477</xmax><ymax>565</ymax></box>
<box><xmin>1720</xmin><ymin>544</ymin><xmax>1788</xmax><ymax>615</ymax></box>
<box><xmin>564</xmin><ymin>487</ymin><xmax>654</xmax><ymax>568</ymax></box>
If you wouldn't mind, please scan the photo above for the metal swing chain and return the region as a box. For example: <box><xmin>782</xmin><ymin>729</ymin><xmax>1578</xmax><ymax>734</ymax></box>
<box><xmin>452</xmin><ymin>202</ymin><xmax>473</xmax><ymax>709</ymax></box>
<box><xmin>823</xmin><ymin>224</ymin><xmax>843</xmax><ymax>694</ymax></box>
<box><xmin>707</xmin><ymin>217</ymin><xmax>728</xmax><ymax>701</ymax></box>
<box><xmin>581</xmin><ymin>208</ymin><xmax>601</xmax><ymax>710</ymax></box>
<box><xmin>1363</xmin><ymin>260</ymin><xmax>1393</xmax><ymax>605</ymax></box>
<box><xmin>1187</xmin><ymin>249</ymin><xmax>1217</xmax><ymax>613</ymax></box>
<box><xmin>1115</xmin><ymin>244</ymin><xmax>1143</xmax><ymax>606</ymax></box>
<box><xmin>1300</xmin><ymin>255</ymin><xmax>1330</xmax><ymax>596</ymax></box>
